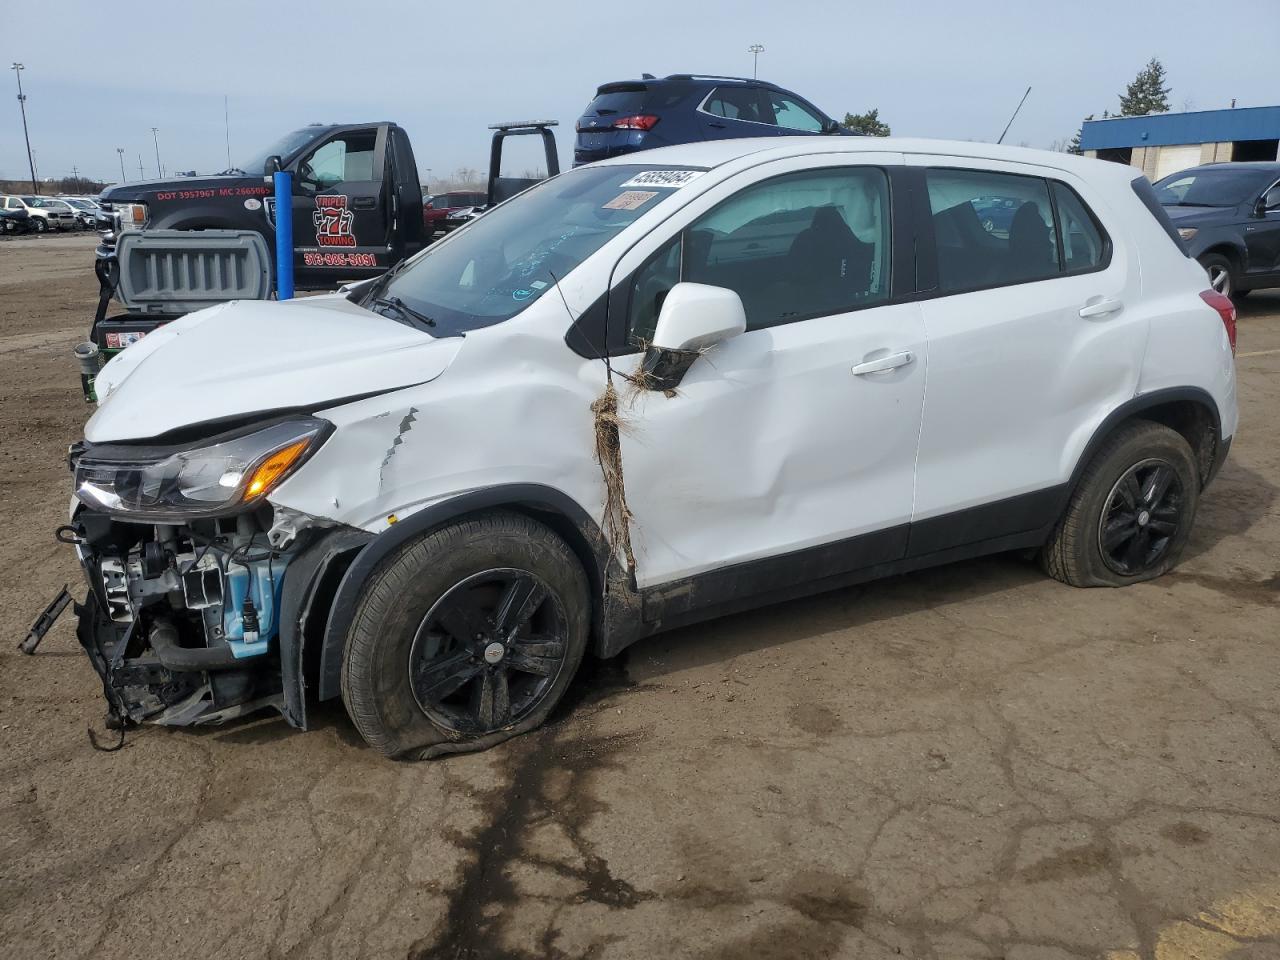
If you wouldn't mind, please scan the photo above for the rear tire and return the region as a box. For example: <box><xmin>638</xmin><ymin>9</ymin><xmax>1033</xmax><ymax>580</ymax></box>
<box><xmin>341</xmin><ymin>511</ymin><xmax>590</xmax><ymax>759</ymax></box>
<box><xmin>1040</xmin><ymin>420</ymin><xmax>1199</xmax><ymax>587</ymax></box>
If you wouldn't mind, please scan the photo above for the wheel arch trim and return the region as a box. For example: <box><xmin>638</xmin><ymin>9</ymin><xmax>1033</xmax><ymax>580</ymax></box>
<box><xmin>1067</xmin><ymin>386</ymin><xmax>1223</xmax><ymax>502</ymax></box>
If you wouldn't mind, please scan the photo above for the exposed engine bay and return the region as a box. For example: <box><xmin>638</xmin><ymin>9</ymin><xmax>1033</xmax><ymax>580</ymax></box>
<box><xmin>71</xmin><ymin>507</ymin><xmax>300</xmax><ymax>726</ymax></box>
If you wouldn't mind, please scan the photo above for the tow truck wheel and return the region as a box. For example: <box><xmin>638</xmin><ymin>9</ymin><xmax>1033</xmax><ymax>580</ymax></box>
<box><xmin>341</xmin><ymin>511</ymin><xmax>590</xmax><ymax>759</ymax></box>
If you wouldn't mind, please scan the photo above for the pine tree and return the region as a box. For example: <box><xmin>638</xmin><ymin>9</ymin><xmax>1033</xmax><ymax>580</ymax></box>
<box><xmin>1067</xmin><ymin>115</ymin><xmax>1093</xmax><ymax>155</ymax></box>
<box><xmin>1118</xmin><ymin>58</ymin><xmax>1171</xmax><ymax>116</ymax></box>
<box><xmin>841</xmin><ymin>108</ymin><xmax>891</xmax><ymax>137</ymax></box>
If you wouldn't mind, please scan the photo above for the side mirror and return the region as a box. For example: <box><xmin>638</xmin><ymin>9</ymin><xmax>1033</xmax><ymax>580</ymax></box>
<box><xmin>641</xmin><ymin>282</ymin><xmax>746</xmax><ymax>390</ymax></box>
<box><xmin>822</xmin><ymin>118</ymin><xmax>842</xmax><ymax>135</ymax></box>
<box><xmin>263</xmin><ymin>155</ymin><xmax>283</xmax><ymax>177</ymax></box>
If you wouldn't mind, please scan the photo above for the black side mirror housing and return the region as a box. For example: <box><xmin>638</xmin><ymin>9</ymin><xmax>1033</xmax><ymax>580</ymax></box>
<box><xmin>823</xmin><ymin>119</ymin><xmax>842</xmax><ymax>135</ymax></box>
<box><xmin>263</xmin><ymin>155</ymin><xmax>283</xmax><ymax>177</ymax></box>
<box><xmin>639</xmin><ymin>346</ymin><xmax>701</xmax><ymax>392</ymax></box>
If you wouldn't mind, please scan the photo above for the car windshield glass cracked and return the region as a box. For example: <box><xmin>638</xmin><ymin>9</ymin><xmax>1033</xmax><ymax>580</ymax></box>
<box><xmin>381</xmin><ymin>165</ymin><xmax>695</xmax><ymax>334</ymax></box>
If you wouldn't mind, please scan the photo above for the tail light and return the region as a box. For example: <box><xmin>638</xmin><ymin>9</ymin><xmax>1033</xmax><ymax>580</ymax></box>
<box><xmin>612</xmin><ymin>115</ymin><xmax>660</xmax><ymax>131</ymax></box>
<box><xmin>1199</xmin><ymin>289</ymin><xmax>1236</xmax><ymax>355</ymax></box>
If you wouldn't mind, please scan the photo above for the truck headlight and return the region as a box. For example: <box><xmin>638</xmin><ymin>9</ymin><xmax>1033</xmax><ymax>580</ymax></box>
<box><xmin>73</xmin><ymin>418</ymin><xmax>330</xmax><ymax>520</ymax></box>
<box><xmin>114</xmin><ymin>202</ymin><xmax>149</xmax><ymax>232</ymax></box>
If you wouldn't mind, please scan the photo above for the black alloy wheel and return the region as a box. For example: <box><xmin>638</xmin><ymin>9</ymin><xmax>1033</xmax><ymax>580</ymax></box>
<box><xmin>1097</xmin><ymin>458</ymin><xmax>1184</xmax><ymax>576</ymax></box>
<box><xmin>408</xmin><ymin>568</ymin><xmax>570</xmax><ymax>735</ymax></box>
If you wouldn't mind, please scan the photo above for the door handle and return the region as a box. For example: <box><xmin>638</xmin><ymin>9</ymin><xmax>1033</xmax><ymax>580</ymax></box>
<box><xmin>707</xmin><ymin>121</ymin><xmax>727</xmax><ymax>129</ymax></box>
<box><xmin>351</xmin><ymin>197</ymin><xmax>377</xmax><ymax>210</ymax></box>
<box><xmin>1078</xmin><ymin>298</ymin><xmax>1123</xmax><ymax>319</ymax></box>
<box><xmin>851</xmin><ymin>350</ymin><xmax>914</xmax><ymax>376</ymax></box>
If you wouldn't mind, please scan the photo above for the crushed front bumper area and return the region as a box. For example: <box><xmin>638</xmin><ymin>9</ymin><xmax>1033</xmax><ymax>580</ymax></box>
<box><xmin>69</xmin><ymin>508</ymin><xmax>369</xmax><ymax>730</ymax></box>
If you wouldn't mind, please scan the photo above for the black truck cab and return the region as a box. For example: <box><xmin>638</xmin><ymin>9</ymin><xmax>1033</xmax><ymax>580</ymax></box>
<box><xmin>99</xmin><ymin>122</ymin><xmax>426</xmax><ymax>290</ymax></box>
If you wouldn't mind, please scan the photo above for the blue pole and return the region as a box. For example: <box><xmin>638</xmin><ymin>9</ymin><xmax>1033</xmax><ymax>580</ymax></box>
<box><xmin>273</xmin><ymin>170</ymin><xmax>294</xmax><ymax>300</ymax></box>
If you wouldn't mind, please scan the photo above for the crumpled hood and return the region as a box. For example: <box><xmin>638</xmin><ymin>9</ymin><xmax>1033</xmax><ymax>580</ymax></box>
<box><xmin>86</xmin><ymin>294</ymin><xmax>462</xmax><ymax>442</ymax></box>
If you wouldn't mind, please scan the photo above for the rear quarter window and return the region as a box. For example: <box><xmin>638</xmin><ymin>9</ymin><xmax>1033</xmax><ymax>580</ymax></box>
<box><xmin>1130</xmin><ymin>176</ymin><xmax>1190</xmax><ymax>255</ymax></box>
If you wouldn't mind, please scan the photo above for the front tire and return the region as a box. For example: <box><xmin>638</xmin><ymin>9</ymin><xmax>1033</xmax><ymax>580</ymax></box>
<box><xmin>1041</xmin><ymin>421</ymin><xmax>1199</xmax><ymax>587</ymax></box>
<box><xmin>32</xmin><ymin>217</ymin><xmax>46</xmax><ymax>233</ymax></box>
<box><xmin>1200</xmin><ymin>253</ymin><xmax>1237</xmax><ymax>299</ymax></box>
<box><xmin>341</xmin><ymin>512</ymin><xmax>590</xmax><ymax>759</ymax></box>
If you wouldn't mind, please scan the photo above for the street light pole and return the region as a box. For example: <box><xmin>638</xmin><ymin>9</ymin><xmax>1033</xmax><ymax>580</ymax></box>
<box><xmin>11</xmin><ymin>63</ymin><xmax>38</xmax><ymax>194</ymax></box>
<box><xmin>748</xmin><ymin>43</ymin><xmax>765</xmax><ymax>80</ymax></box>
<box><xmin>150</xmin><ymin>127</ymin><xmax>162</xmax><ymax>177</ymax></box>
<box><xmin>117</xmin><ymin>147</ymin><xmax>126</xmax><ymax>183</ymax></box>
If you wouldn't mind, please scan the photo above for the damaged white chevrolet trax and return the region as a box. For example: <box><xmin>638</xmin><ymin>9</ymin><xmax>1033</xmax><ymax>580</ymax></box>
<box><xmin>65</xmin><ymin>138</ymin><xmax>1238</xmax><ymax>758</ymax></box>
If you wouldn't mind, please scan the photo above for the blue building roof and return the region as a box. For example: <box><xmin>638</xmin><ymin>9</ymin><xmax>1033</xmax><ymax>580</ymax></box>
<box><xmin>1080</xmin><ymin>105</ymin><xmax>1280</xmax><ymax>151</ymax></box>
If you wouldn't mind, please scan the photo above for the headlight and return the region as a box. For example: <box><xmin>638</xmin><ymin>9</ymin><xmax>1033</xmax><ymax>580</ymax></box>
<box><xmin>73</xmin><ymin>418</ymin><xmax>329</xmax><ymax>520</ymax></box>
<box><xmin>114</xmin><ymin>202</ymin><xmax>148</xmax><ymax>232</ymax></box>
<box><xmin>1177</xmin><ymin>227</ymin><xmax>1198</xmax><ymax>241</ymax></box>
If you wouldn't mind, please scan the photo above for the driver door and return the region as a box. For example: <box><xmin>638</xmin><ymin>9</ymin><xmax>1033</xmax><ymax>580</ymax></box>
<box><xmin>1244</xmin><ymin>180</ymin><xmax>1280</xmax><ymax>280</ymax></box>
<box><xmin>609</xmin><ymin>154</ymin><xmax>925</xmax><ymax>592</ymax></box>
<box><xmin>290</xmin><ymin>125</ymin><xmax>391</xmax><ymax>284</ymax></box>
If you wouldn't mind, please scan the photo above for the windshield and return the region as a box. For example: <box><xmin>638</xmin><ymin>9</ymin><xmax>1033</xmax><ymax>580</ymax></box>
<box><xmin>20</xmin><ymin>197</ymin><xmax>49</xmax><ymax>207</ymax></box>
<box><xmin>1154</xmin><ymin>167</ymin><xmax>1274</xmax><ymax>207</ymax></box>
<box><xmin>63</xmin><ymin>198</ymin><xmax>92</xmax><ymax>209</ymax></box>
<box><xmin>376</xmin><ymin>164</ymin><xmax>700</xmax><ymax>334</ymax></box>
<box><xmin>231</xmin><ymin>126</ymin><xmax>330</xmax><ymax>176</ymax></box>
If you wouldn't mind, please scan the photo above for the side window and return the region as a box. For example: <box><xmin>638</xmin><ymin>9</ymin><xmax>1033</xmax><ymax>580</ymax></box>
<box><xmin>703</xmin><ymin>86</ymin><xmax>767</xmax><ymax>125</ymax></box>
<box><xmin>926</xmin><ymin>169</ymin><xmax>1059</xmax><ymax>292</ymax></box>
<box><xmin>300</xmin><ymin>131</ymin><xmax>376</xmax><ymax>189</ymax></box>
<box><xmin>1052</xmin><ymin>182</ymin><xmax>1107</xmax><ymax>272</ymax></box>
<box><xmin>627</xmin><ymin>235</ymin><xmax>682</xmax><ymax>345</ymax></box>
<box><xmin>685</xmin><ymin>167</ymin><xmax>891</xmax><ymax>329</ymax></box>
<box><xmin>766</xmin><ymin>93</ymin><xmax>825</xmax><ymax>133</ymax></box>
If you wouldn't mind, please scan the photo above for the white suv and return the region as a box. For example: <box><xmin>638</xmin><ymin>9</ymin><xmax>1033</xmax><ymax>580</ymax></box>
<box><xmin>66</xmin><ymin>138</ymin><xmax>1237</xmax><ymax>758</ymax></box>
<box><xmin>2</xmin><ymin>195</ymin><xmax>77</xmax><ymax>231</ymax></box>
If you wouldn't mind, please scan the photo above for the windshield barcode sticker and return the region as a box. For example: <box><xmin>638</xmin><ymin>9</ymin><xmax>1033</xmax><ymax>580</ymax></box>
<box><xmin>603</xmin><ymin>191</ymin><xmax>659</xmax><ymax>211</ymax></box>
<box><xmin>619</xmin><ymin>170</ymin><xmax>704</xmax><ymax>189</ymax></box>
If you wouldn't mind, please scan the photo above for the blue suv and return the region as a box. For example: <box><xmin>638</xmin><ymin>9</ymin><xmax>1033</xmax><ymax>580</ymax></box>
<box><xmin>574</xmin><ymin>74</ymin><xmax>848</xmax><ymax>166</ymax></box>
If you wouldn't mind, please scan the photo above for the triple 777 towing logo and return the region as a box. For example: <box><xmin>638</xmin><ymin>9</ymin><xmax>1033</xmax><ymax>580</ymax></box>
<box><xmin>312</xmin><ymin>195</ymin><xmax>357</xmax><ymax>247</ymax></box>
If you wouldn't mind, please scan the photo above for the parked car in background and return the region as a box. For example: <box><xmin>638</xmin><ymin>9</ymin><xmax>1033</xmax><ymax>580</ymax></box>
<box><xmin>1</xmin><ymin>195</ymin><xmax>77</xmax><ymax>232</ymax></box>
<box><xmin>574</xmin><ymin>73</ymin><xmax>848</xmax><ymax>166</ymax></box>
<box><xmin>65</xmin><ymin>138</ymin><xmax>1235</xmax><ymax>759</ymax></box>
<box><xmin>35</xmin><ymin>198</ymin><xmax>81</xmax><ymax>231</ymax></box>
<box><xmin>424</xmin><ymin>190</ymin><xmax>487</xmax><ymax>235</ymax></box>
<box><xmin>1153</xmin><ymin>162</ymin><xmax>1280</xmax><ymax>299</ymax></box>
<box><xmin>971</xmin><ymin>196</ymin><xmax>1021</xmax><ymax>237</ymax></box>
<box><xmin>60</xmin><ymin>196</ymin><xmax>102</xmax><ymax>229</ymax></box>
<box><xmin>0</xmin><ymin>201</ymin><xmax>33</xmax><ymax>234</ymax></box>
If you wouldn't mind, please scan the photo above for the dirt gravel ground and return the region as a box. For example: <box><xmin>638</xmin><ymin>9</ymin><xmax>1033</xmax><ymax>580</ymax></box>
<box><xmin>1</xmin><ymin>232</ymin><xmax>1279</xmax><ymax>960</ymax></box>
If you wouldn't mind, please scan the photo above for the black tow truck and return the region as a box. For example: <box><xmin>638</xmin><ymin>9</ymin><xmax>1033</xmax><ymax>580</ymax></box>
<box><xmin>99</xmin><ymin>122</ymin><xmax>428</xmax><ymax>290</ymax></box>
<box><xmin>76</xmin><ymin>121</ymin><xmax>561</xmax><ymax>400</ymax></box>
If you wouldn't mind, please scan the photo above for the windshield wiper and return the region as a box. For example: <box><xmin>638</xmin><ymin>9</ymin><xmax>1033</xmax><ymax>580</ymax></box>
<box><xmin>371</xmin><ymin>295</ymin><xmax>436</xmax><ymax>328</ymax></box>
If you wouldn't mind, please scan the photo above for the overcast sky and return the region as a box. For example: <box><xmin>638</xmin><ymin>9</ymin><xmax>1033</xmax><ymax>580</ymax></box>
<box><xmin>4</xmin><ymin>0</ymin><xmax>1279</xmax><ymax>186</ymax></box>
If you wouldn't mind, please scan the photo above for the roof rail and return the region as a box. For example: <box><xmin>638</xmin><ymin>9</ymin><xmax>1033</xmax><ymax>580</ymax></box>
<box><xmin>664</xmin><ymin>73</ymin><xmax>757</xmax><ymax>84</ymax></box>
